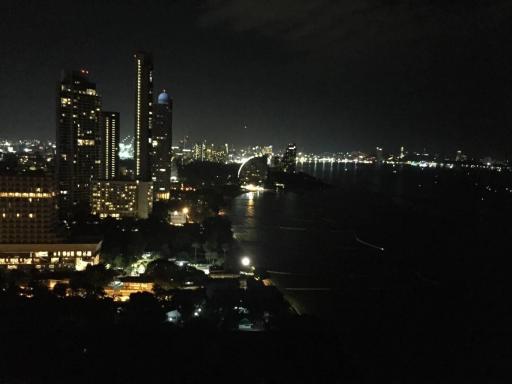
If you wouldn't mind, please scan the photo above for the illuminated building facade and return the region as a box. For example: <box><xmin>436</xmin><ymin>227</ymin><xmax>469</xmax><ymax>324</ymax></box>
<box><xmin>0</xmin><ymin>173</ymin><xmax>100</xmax><ymax>271</ymax></box>
<box><xmin>99</xmin><ymin>111</ymin><xmax>120</xmax><ymax>180</ymax></box>
<box><xmin>282</xmin><ymin>143</ymin><xmax>297</xmax><ymax>173</ymax></box>
<box><xmin>134</xmin><ymin>52</ymin><xmax>153</xmax><ymax>181</ymax></box>
<box><xmin>151</xmin><ymin>90</ymin><xmax>173</xmax><ymax>200</ymax></box>
<box><xmin>104</xmin><ymin>276</ymin><xmax>154</xmax><ymax>301</ymax></box>
<box><xmin>56</xmin><ymin>69</ymin><xmax>102</xmax><ymax>214</ymax></box>
<box><xmin>91</xmin><ymin>180</ymin><xmax>153</xmax><ymax>219</ymax></box>
<box><xmin>0</xmin><ymin>173</ymin><xmax>60</xmax><ymax>243</ymax></box>
<box><xmin>0</xmin><ymin>242</ymin><xmax>100</xmax><ymax>271</ymax></box>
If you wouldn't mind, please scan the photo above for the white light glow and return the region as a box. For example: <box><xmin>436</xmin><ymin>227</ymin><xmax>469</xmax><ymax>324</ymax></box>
<box><xmin>241</xmin><ymin>257</ymin><xmax>251</xmax><ymax>267</ymax></box>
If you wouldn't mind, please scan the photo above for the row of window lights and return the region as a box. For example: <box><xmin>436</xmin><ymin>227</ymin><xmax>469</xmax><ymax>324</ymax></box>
<box><xmin>0</xmin><ymin>192</ymin><xmax>54</xmax><ymax>198</ymax></box>
<box><xmin>2</xmin><ymin>213</ymin><xmax>36</xmax><ymax>218</ymax></box>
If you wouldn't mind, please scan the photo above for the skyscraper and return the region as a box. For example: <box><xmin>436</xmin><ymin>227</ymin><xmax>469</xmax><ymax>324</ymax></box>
<box><xmin>134</xmin><ymin>52</ymin><xmax>153</xmax><ymax>181</ymax></box>
<box><xmin>151</xmin><ymin>90</ymin><xmax>173</xmax><ymax>200</ymax></box>
<box><xmin>56</xmin><ymin>69</ymin><xmax>101</xmax><ymax>214</ymax></box>
<box><xmin>99</xmin><ymin>111</ymin><xmax>120</xmax><ymax>180</ymax></box>
<box><xmin>282</xmin><ymin>143</ymin><xmax>297</xmax><ymax>173</ymax></box>
<box><xmin>376</xmin><ymin>147</ymin><xmax>384</xmax><ymax>163</ymax></box>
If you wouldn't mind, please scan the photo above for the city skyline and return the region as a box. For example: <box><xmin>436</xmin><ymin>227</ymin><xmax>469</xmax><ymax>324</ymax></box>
<box><xmin>0</xmin><ymin>0</ymin><xmax>511</xmax><ymax>157</ymax></box>
<box><xmin>0</xmin><ymin>3</ymin><xmax>509</xmax><ymax>382</ymax></box>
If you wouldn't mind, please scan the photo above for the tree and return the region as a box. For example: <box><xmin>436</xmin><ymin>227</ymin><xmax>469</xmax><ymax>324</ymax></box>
<box><xmin>28</xmin><ymin>279</ymin><xmax>50</xmax><ymax>298</ymax></box>
<box><xmin>146</xmin><ymin>258</ymin><xmax>207</xmax><ymax>289</ymax></box>
<box><xmin>69</xmin><ymin>264</ymin><xmax>115</xmax><ymax>296</ymax></box>
<box><xmin>203</xmin><ymin>215</ymin><xmax>234</xmax><ymax>251</ymax></box>
<box><xmin>191</xmin><ymin>242</ymin><xmax>201</xmax><ymax>262</ymax></box>
<box><xmin>145</xmin><ymin>259</ymin><xmax>180</xmax><ymax>290</ymax></box>
<box><xmin>221</xmin><ymin>242</ymin><xmax>230</xmax><ymax>258</ymax></box>
<box><xmin>53</xmin><ymin>282</ymin><xmax>69</xmax><ymax>298</ymax></box>
<box><xmin>121</xmin><ymin>292</ymin><xmax>165</xmax><ymax>325</ymax></box>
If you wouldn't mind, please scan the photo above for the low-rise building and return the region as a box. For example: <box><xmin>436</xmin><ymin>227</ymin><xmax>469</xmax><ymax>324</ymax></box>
<box><xmin>104</xmin><ymin>276</ymin><xmax>154</xmax><ymax>301</ymax></box>
<box><xmin>169</xmin><ymin>209</ymin><xmax>188</xmax><ymax>225</ymax></box>
<box><xmin>0</xmin><ymin>241</ymin><xmax>101</xmax><ymax>271</ymax></box>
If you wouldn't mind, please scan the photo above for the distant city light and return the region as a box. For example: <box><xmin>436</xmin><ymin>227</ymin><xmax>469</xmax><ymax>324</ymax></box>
<box><xmin>119</xmin><ymin>136</ymin><xmax>134</xmax><ymax>159</ymax></box>
<box><xmin>242</xmin><ymin>184</ymin><xmax>264</xmax><ymax>192</ymax></box>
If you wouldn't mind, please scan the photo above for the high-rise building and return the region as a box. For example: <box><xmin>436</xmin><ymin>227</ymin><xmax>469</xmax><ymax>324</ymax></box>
<box><xmin>99</xmin><ymin>111</ymin><xmax>120</xmax><ymax>180</ymax></box>
<box><xmin>282</xmin><ymin>143</ymin><xmax>297</xmax><ymax>173</ymax></box>
<box><xmin>56</xmin><ymin>69</ymin><xmax>102</xmax><ymax>213</ymax></box>
<box><xmin>0</xmin><ymin>172</ymin><xmax>100</xmax><ymax>271</ymax></box>
<box><xmin>0</xmin><ymin>173</ymin><xmax>59</xmax><ymax>243</ymax></box>
<box><xmin>151</xmin><ymin>90</ymin><xmax>173</xmax><ymax>200</ymax></box>
<box><xmin>133</xmin><ymin>52</ymin><xmax>153</xmax><ymax>181</ymax></box>
<box><xmin>193</xmin><ymin>142</ymin><xmax>206</xmax><ymax>161</ymax></box>
<box><xmin>91</xmin><ymin>180</ymin><xmax>153</xmax><ymax>219</ymax></box>
<box><xmin>376</xmin><ymin>147</ymin><xmax>384</xmax><ymax>163</ymax></box>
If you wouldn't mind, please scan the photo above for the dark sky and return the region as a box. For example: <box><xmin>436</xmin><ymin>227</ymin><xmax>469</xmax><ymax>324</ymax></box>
<box><xmin>0</xmin><ymin>0</ymin><xmax>511</xmax><ymax>156</ymax></box>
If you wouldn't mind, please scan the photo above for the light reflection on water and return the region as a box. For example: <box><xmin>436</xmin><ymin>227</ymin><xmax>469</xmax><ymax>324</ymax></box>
<box><xmin>228</xmin><ymin>163</ymin><xmax>362</xmax><ymax>273</ymax></box>
<box><xmin>227</xmin><ymin>161</ymin><xmax>512</xmax><ymax>317</ymax></box>
<box><xmin>228</xmin><ymin>161</ymin><xmax>511</xmax><ymax>273</ymax></box>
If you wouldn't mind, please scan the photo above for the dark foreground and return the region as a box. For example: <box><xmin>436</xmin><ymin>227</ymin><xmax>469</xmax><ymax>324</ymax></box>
<box><xmin>0</xmin><ymin>291</ymin><xmax>508</xmax><ymax>383</ymax></box>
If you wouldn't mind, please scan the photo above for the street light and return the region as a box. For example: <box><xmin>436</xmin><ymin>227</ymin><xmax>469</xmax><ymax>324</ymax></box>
<box><xmin>241</xmin><ymin>256</ymin><xmax>251</xmax><ymax>267</ymax></box>
<box><xmin>182</xmin><ymin>207</ymin><xmax>189</xmax><ymax>215</ymax></box>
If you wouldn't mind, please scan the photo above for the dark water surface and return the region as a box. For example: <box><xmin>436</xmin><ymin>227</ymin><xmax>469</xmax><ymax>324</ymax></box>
<box><xmin>228</xmin><ymin>162</ymin><xmax>512</xmax><ymax>317</ymax></box>
<box><xmin>228</xmin><ymin>162</ymin><xmax>511</xmax><ymax>378</ymax></box>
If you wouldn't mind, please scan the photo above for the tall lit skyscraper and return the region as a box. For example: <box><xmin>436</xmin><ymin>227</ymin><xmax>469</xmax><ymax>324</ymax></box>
<box><xmin>133</xmin><ymin>52</ymin><xmax>153</xmax><ymax>181</ymax></box>
<box><xmin>282</xmin><ymin>143</ymin><xmax>297</xmax><ymax>173</ymax></box>
<box><xmin>99</xmin><ymin>111</ymin><xmax>120</xmax><ymax>180</ymax></box>
<box><xmin>56</xmin><ymin>69</ymin><xmax>101</xmax><ymax>213</ymax></box>
<box><xmin>151</xmin><ymin>90</ymin><xmax>173</xmax><ymax>200</ymax></box>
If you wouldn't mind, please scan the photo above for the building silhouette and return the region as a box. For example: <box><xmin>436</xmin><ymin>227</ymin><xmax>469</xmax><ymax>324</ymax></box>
<box><xmin>133</xmin><ymin>52</ymin><xmax>153</xmax><ymax>181</ymax></box>
<box><xmin>282</xmin><ymin>143</ymin><xmax>297</xmax><ymax>173</ymax></box>
<box><xmin>151</xmin><ymin>90</ymin><xmax>173</xmax><ymax>200</ymax></box>
<box><xmin>376</xmin><ymin>147</ymin><xmax>384</xmax><ymax>163</ymax></box>
<box><xmin>56</xmin><ymin>69</ymin><xmax>101</xmax><ymax>214</ymax></box>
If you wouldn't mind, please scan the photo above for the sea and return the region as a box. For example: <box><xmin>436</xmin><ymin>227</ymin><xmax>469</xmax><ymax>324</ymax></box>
<box><xmin>227</xmin><ymin>161</ymin><xmax>512</xmax><ymax>329</ymax></box>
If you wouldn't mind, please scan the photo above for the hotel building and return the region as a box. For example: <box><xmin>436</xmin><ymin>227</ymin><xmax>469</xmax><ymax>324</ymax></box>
<box><xmin>0</xmin><ymin>172</ymin><xmax>100</xmax><ymax>270</ymax></box>
<box><xmin>56</xmin><ymin>69</ymin><xmax>102</xmax><ymax>214</ymax></box>
<box><xmin>151</xmin><ymin>90</ymin><xmax>173</xmax><ymax>200</ymax></box>
<box><xmin>134</xmin><ymin>52</ymin><xmax>153</xmax><ymax>182</ymax></box>
<box><xmin>91</xmin><ymin>180</ymin><xmax>153</xmax><ymax>219</ymax></box>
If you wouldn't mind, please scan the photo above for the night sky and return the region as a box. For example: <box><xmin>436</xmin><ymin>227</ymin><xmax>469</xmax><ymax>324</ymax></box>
<box><xmin>0</xmin><ymin>0</ymin><xmax>511</xmax><ymax>156</ymax></box>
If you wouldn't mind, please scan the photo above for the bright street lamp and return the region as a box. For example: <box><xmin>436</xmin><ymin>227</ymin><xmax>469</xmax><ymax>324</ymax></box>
<box><xmin>241</xmin><ymin>256</ymin><xmax>251</xmax><ymax>267</ymax></box>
